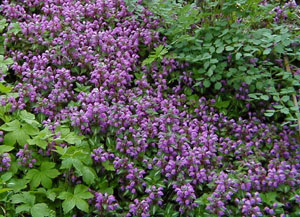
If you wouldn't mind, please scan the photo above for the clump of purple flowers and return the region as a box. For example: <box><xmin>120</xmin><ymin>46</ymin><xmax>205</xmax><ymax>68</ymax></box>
<box><xmin>128</xmin><ymin>199</ymin><xmax>151</xmax><ymax>217</ymax></box>
<box><xmin>236</xmin><ymin>192</ymin><xmax>263</xmax><ymax>216</ymax></box>
<box><xmin>94</xmin><ymin>192</ymin><xmax>119</xmax><ymax>213</ymax></box>
<box><xmin>145</xmin><ymin>185</ymin><xmax>164</xmax><ymax>205</ymax></box>
<box><xmin>174</xmin><ymin>183</ymin><xmax>198</xmax><ymax>213</ymax></box>
<box><xmin>0</xmin><ymin>153</ymin><xmax>11</xmax><ymax>172</ymax></box>
<box><xmin>91</xmin><ymin>147</ymin><xmax>115</xmax><ymax>163</ymax></box>
<box><xmin>16</xmin><ymin>144</ymin><xmax>36</xmax><ymax>168</ymax></box>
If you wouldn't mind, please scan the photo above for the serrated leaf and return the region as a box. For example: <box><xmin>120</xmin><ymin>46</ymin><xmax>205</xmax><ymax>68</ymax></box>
<box><xmin>31</xmin><ymin>203</ymin><xmax>50</xmax><ymax>217</ymax></box>
<box><xmin>81</xmin><ymin>166</ymin><xmax>96</xmax><ymax>185</ymax></box>
<box><xmin>74</xmin><ymin>185</ymin><xmax>93</xmax><ymax>199</ymax></box>
<box><xmin>11</xmin><ymin>192</ymin><xmax>35</xmax><ymax>205</ymax></box>
<box><xmin>28</xmin><ymin>137</ymin><xmax>48</xmax><ymax>149</ymax></box>
<box><xmin>58</xmin><ymin>192</ymin><xmax>73</xmax><ymax>200</ymax></box>
<box><xmin>74</xmin><ymin>184</ymin><xmax>89</xmax><ymax>195</ymax></box>
<box><xmin>63</xmin><ymin>132</ymin><xmax>79</xmax><ymax>144</ymax></box>
<box><xmin>26</xmin><ymin>163</ymin><xmax>59</xmax><ymax>189</ymax></box>
<box><xmin>0</xmin><ymin>120</ymin><xmax>20</xmax><ymax>131</ymax></box>
<box><xmin>7</xmin><ymin>178</ymin><xmax>28</xmax><ymax>192</ymax></box>
<box><xmin>75</xmin><ymin>198</ymin><xmax>89</xmax><ymax>212</ymax></box>
<box><xmin>16</xmin><ymin>204</ymin><xmax>31</xmax><ymax>214</ymax></box>
<box><xmin>22</xmin><ymin>124</ymin><xmax>39</xmax><ymax>136</ymax></box>
<box><xmin>47</xmin><ymin>191</ymin><xmax>56</xmax><ymax>201</ymax></box>
<box><xmin>62</xmin><ymin>197</ymin><xmax>76</xmax><ymax>214</ymax></box>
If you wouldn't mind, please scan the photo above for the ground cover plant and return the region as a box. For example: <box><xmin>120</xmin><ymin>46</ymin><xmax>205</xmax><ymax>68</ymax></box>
<box><xmin>0</xmin><ymin>0</ymin><xmax>299</xmax><ymax>216</ymax></box>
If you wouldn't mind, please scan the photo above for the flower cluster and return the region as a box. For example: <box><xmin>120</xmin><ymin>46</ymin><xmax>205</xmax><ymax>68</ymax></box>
<box><xmin>174</xmin><ymin>183</ymin><xmax>198</xmax><ymax>213</ymax></box>
<box><xmin>235</xmin><ymin>192</ymin><xmax>263</xmax><ymax>216</ymax></box>
<box><xmin>0</xmin><ymin>153</ymin><xmax>11</xmax><ymax>172</ymax></box>
<box><xmin>94</xmin><ymin>192</ymin><xmax>119</xmax><ymax>213</ymax></box>
<box><xmin>145</xmin><ymin>185</ymin><xmax>164</xmax><ymax>205</ymax></box>
<box><xmin>128</xmin><ymin>199</ymin><xmax>151</xmax><ymax>217</ymax></box>
<box><xmin>270</xmin><ymin>1</ymin><xmax>297</xmax><ymax>23</ymax></box>
<box><xmin>16</xmin><ymin>144</ymin><xmax>36</xmax><ymax>168</ymax></box>
<box><xmin>91</xmin><ymin>147</ymin><xmax>115</xmax><ymax>163</ymax></box>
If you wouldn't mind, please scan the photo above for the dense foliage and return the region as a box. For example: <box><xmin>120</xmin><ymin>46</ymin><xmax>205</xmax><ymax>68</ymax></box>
<box><xmin>0</xmin><ymin>0</ymin><xmax>299</xmax><ymax>216</ymax></box>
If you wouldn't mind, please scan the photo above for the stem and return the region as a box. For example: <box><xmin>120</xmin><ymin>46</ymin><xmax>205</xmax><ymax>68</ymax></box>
<box><xmin>283</xmin><ymin>56</ymin><xmax>300</xmax><ymax>135</ymax></box>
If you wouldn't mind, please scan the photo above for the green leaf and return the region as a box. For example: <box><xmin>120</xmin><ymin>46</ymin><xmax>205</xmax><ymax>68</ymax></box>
<box><xmin>59</xmin><ymin>185</ymin><xmax>93</xmax><ymax>214</ymax></box>
<box><xmin>20</xmin><ymin>111</ymin><xmax>39</xmax><ymax>125</ymax></box>
<box><xmin>0</xmin><ymin>145</ymin><xmax>14</xmax><ymax>153</ymax></box>
<box><xmin>2</xmin><ymin>120</ymin><xmax>31</xmax><ymax>146</ymax></box>
<box><xmin>46</xmin><ymin>190</ymin><xmax>56</xmax><ymax>202</ymax></box>
<box><xmin>260</xmin><ymin>192</ymin><xmax>277</xmax><ymax>205</ymax></box>
<box><xmin>11</xmin><ymin>192</ymin><xmax>35</xmax><ymax>205</ymax></box>
<box><xmin>195</xmin><ymin>193</ymin><xmax>209</xmax><ymax>205</ymax></box>
<box><xmin>245</xmin><ymin>76</ymin><xmax>252</xmax><ymax>85</ymax></box>
<box><xmin>1</xmin><ymin>172</ymin><xmax>12</xmax><ymax>181</ymax></box>
<box><xmin>281</xmin><ymin>95</ymin><xmax>290</xmax><ymax>102</ymax></box>
<box><xmin>63</xmin><ymin>132</ymin><xmax>81</xmax><ymax>144</ymax></box>
<box><xmin>81</xmin><ymin>166</ymin><xmax>96</xmax><ymax>185</ymax></box>
<box><xmin>0</xmin><ymin>83</ymin><xmax>12</xmax><ymax>93</ymax></box>
<box><xmin>203</xmin><ymin>80</ymin><xmax>211</xmax><ymax>88</ymax></box>
<box><xmin>28</xmin><ymin>137</ymin><xmax>48</xmax><ymax>149</ymax></box>
<box><xmin>225</xmin><ymin>46</ymin><xmax>234</xmax><ymax>51</ymax></box>
<box><xmin>274</xmin><ymin>44</ymin><xmax>284</xmax><ymax>53</ymax></box>
<box><xmin>75</xmin><ymin>198</ymin><xmax>89</xmax><ymax>212</ymax></box>
<box><xmin>26</xmin><ymin>162</ymin><xmax>60</xmax><ymax>189</ymax></box>
<box><xmin>263</xmin><ymin>48</ymin><xmax>272</xmax><ymax>55</ymax></box>
<box><xmin>62</xmin><ymin>198</ymin><xmax>76</xmax><ymax>214</ymax></box>
<box><xmin>3</xmin><ymin>132</ymin><xmax>17</xmax><ymax>146</ymax></box>
<box><xmin>264</xmin><ymin>112</ymin><xmax>274</xmax><ymax>117</ymax></box>
<box><xmin>280</xmin><ymin>107</ymin><xmax>289</xmax><ymax>114</ymax></box>
<box><xmin>16</xmin><ymin>204</ymin><xmax>31</xmax><ymax>214</ymax></box>
<box><xmin>1</xmin><ymin>120</ymin><xmax>20</xmax><ymax>131</ymax></box>
<box><xmin>31</xmin><ymin>203</ymin><xmax>51</xmax><ymax>217</ymax></box>
<box><xmin>260</xmin><ymin>95</ymin><xmax>269</xmax><ymax>101</ymax></box>
<box><xmin>22</xmin><ymin>124</ymin><xmax>39</xmax><ymax>136</ymax></box>
<box><xmin>216</xmin><ymin>46</ymin><xmax>224</xmax><ymax>53</ymax></box>
<box><xmin>7</xmin><ymin>178</ymin><xmax>28</xmax><ymax>192</ymax></box>
<box><xmin>0</xmin><ymin>19</ymin><xmax>8</xmax><ymax>32</ymax></box>
<box><xmin>4</xmin><ymin>58</ymin><xmax>13</xmax><ymax>65</ymax></box>
<box><xmin>58</xmin><ymin>192</ymin><xmax>73</xmax><ymax>200</ymax></box>
<box><xmin>0</xmin><ymin>188</ymin><xmax>12</xmax><ymax>194</ymax></box>
<box><xmin>102</xmin><ymin>160</ymin><xmax>115</xmax><ymax>171</ymax></box>
<box><xmin>214</xmin><ymin>82</ymin><xmax>222</xmax><ymax>90</ymax></box>
<box><xmin>74</xmin><ymin>185</ymin><xmax>94</xmax><ymax>199</ymax></box>
<box><xmin>235</xmin><ymin>52</ymin><xmax>242</xmax><ymax>60</ymax></box>
<box><xmin>7</xmin><ymin>23</ymin><xmax>21</xmax><ymax>35</ymax></box>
